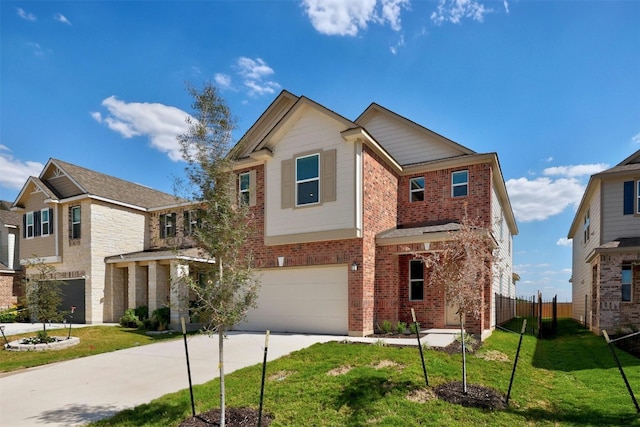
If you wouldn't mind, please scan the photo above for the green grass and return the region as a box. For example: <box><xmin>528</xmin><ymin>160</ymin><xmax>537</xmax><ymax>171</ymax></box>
<box><xmin>0</xmin><ymin>325</ymin><xmax>183</xmax><ymax>372</ymax></box>
<box><xmin>88</xmin><ymin>319</ymin><xmax>640</xmax><ymax>427</ymax></box>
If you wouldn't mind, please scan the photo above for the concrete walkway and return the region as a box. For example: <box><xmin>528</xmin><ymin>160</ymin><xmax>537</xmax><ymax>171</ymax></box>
<box><xmin>0</xmin><ymin>325</ymin><xmax>457</xmax><ymax>427</ymax></box>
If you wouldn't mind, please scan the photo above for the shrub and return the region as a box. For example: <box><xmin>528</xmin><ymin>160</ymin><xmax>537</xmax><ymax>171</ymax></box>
<box><xmin>134</xmin><ymin>305</ymin><xmax>149</xmax><ymax>321</ymax></box>
<box><xmin>381</xmin><ymin>320</ymin><xmax>393</xmax><ymax>334</ymax></box>
<box><xmin>0</xmin><ymin>307</ymin><xmax>17</xmax><ymax>323</ymax></box>
<box><xmin>150</xmin><ymin>306</ymin><xmax>170</xmax><ymax>331</ymax></box>
<box><xmin>396</xmin><ymin>321</ymin><xmax>407</xmax><ymax>334</ymax></box>
<box><xmin>409</xmin><ymin>322</ymin><xmax>420</xmax><ymax>335</ymax></box>
<box><xmin>119</xmin><ymin>309</ymin><xmax>142</xmax><ymax>328</ymax></box>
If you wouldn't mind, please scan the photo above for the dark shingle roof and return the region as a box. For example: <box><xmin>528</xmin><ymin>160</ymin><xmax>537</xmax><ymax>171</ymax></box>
<box><xmin>52</xmin><ymin>159</ymin><xmax>181</xmax><ymax>209</ymax></box>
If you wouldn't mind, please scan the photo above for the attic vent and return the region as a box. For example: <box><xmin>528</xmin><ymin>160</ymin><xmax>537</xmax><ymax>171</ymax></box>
<box><xmin>51</xmin><ymin>167</ymin><xmax>65</xmax><ymax>178</ymax></box>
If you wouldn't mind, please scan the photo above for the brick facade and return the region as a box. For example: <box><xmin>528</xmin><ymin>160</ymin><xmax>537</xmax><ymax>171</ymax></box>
<box><xmin>593</xmin><ymin>253</ymin><xmax>640</xmax><ymax>333</ymax></box>
<box><xmin>0</xmin><ymin>272</ymin><xmax>23</xmax><ymax>310</ymax></box>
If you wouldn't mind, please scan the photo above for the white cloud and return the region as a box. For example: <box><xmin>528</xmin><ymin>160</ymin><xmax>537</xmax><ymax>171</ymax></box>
<box><xmin>54</xmin><ymin>13</ymin><xmax>72</xmax><ymax>25</ymax></box>
<box><xmin>301</xmin><ymin>0</ymin><xmax>409</xmax><ymax>36</ymax></box>
<box><xmin>506</xmin><ymin>176</ymin><xmax>585</xmax><ymax>222</ymax></box>
<box><xmin>214</xmin><ymin>73</ymin><xmax>233</xmax><ymax>90</ymax></box>
<box><xmin>390</xmin><ymin>34</ymin><xmax>405</xmax><ymax>54</ymax></box>
<box><xmin>503</xmin><ymin>0</ymin><xmax>509</xmax><ymax>14</ymax></box>
<box><xmin>0</xmin><ymin>150</ymin><xmax>44</xmax><ymax>190</ymax></box>
<box><xmin>431</xmin><ymin>0</ymin><xmax>490</xmax><ymax>25</ymax></box>
<box><xmin>543</xmin><ymin>163</ymin><xmax>608</xmax><ymax>178</ymax></box>
<box><xmin>26</xmin><ymin>42</ymin><xmax>46</xmax><ymax>56</ymax></box>
<box><xmin>632</xmin><ymin>132</ymin><xmax>640</xmax><ymax>145</ymax></box>
<box><xmin>556</xmin><ymin>237</ymin><xmax>572</xmax><ymax>247</ymax></box>
<box><xmin>92</xmin><ymin>96</ymin><xmax>191</xmax><ymax>161</ymax></box>
<box><xmin>17</xmin><ymin>8</ymin><xmax>36</xmax><ymax>22</ymax></box>
<box><xmin>507</xmin><ymin>163</ymin><xmax>610</xmax><ymax>223</ymax></box>
<box><xmin>236</xmin><ymin>57</ymin><xmax>280</xmax><ymax>97</ymax></box>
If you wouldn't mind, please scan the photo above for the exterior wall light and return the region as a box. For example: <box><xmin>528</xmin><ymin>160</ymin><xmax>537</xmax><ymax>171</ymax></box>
<box><xmin>351</xmin><ymin>261</ymin><xmax>359</xmax><ymax>272</ymax></box>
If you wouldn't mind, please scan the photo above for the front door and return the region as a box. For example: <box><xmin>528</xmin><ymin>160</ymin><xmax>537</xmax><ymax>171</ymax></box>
<box><xmin>445</xmin><ymin>301</ymin><xmax>462</xmax><ymax>326</ymax></box>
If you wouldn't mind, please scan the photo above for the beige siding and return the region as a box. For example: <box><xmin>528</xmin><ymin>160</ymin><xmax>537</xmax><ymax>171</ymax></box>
<box><xmin>19</xmin><ymin>191</ymin><xmax>56</xmax><ymax>259</ymax></box>
<box><xmin>571</xmin><ymin>182</ymin><xmax>601</xmax><ymax>324</ymax></box>
<box><xmin>601</xmin><ymin>178</ymin><xmax>640</xmax><ymax>242</ymax></box>
<box><xmin>491</xmin><ymin>184</ymin><xmax>514</xmax><ymax>327</ymax></box>
<box><xmin>47</xmin><ymin>174</ymin><xmax>81</xmax><ymax>198</ymax></box>
<box><xmin>265</xmin><ymin>108</ymin><xmax>357</xmax><ymax>241</ymax></box>
<box><xmin>360</xmin><ymin>112</ymin><xmax>464</xmax><ymax>165</ymax></box>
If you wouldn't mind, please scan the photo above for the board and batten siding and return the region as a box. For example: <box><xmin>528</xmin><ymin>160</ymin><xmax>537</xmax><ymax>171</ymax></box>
<box><xmin>359</xmin><ymin>112</ymin><xmax>465</xmax><ymax>165</ymax></box>
<box><xmin>571</xmin><ymin>182</ymin><xmax>601</xmax><ymax>324</ymax></box>
<box><xmin>265</xmin><ymin>108</ymin><xmax>357</xmax><ymax>240</ymax></box>
<box><xmin>601</xmin><ymin>178</ymin><xmax>640</xmax><ymax>243</ymax></box>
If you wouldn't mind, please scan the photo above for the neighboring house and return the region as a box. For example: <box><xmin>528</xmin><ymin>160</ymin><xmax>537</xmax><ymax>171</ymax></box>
<box><xmin>11</xmin><ymin>159</ymin><xmax>207</xmax><ymax>325</ymax></box>
<box><xmin>231</xmin><ymin>90</ymin><xmax>517</xmax><ymax>338</ymax></box>
<box><xmin>0</xmin><ymin>201</ymin><xmax>22</xmax><ymax>310</ymax></box>
<box><xmin>568</xmin><ymin>150</ymin><xmax>640</xmax><ymax>334</ymax></box>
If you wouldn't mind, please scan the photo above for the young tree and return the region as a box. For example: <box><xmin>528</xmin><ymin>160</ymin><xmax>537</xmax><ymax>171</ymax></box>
<box><xmin>177</xmin><ymin>82</ymin><xmax>260</xmax><ymax>427</ymax></box>
<box><xmin>23</xmin><ymin>259</ymin><xmax>66</xmax><ymax>337</ymax></box>
<box><xmin>418</xmin><ymin>212</ymin><xmax>495</xmax><ymax>394</ymax></box>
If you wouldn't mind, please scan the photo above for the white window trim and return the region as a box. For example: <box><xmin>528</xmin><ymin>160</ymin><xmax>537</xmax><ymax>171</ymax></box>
<box><xmin>71</xmin><ymin>206</ymin><xmax>81</xmax><ymax>239</ymax></box>
<box><xmin>409</xmin><ymin>177</ymin><xmax>425</xmax><ymax>203</ymax></box>
<box><xmin>622</xmin><ymin>265</ymin><xmax>633</xmax><ymax>302</ymax></box>
<box><xmin>239</xmin><ymin>172</ymin><xmax>251</xmax><ymax>206</ymax></box>
<box><xmin>26</xmin><ymin>211</ymin><xmax>34</xmax><ymax>239</ymax></box>
<box><xmin>583</xmin><ymin>209</ymin><xmax>590</xmax><ymax>244</ymax></box>
<box><xmin>452</xmin><ymin>170</ymin><xmax>468</xmax><ymax>198</ymax></box>
<box><xmin>41</xmin><ymin>208</ymin><xmax>50</xmax><ymax>236</ymax></box>
<box><xmin>637</xmin><ymin>180</ymin><xmax>640</xmax><ymax>214</ymax></box>
<box><xmin>295</xmin><ymin>153</ymin><xmax>320</xmax><ymax>207</ymax></box>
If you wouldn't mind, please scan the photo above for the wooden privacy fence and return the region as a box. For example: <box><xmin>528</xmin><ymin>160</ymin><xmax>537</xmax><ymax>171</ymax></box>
<box><xmin>495</xmin><ymin>292</ymin><xmax>573</xmax><ymax>338</ymax></box>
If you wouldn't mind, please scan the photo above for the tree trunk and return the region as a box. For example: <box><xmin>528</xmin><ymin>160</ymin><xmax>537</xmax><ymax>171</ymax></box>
<box><xmin>219</xmin><ymin>326</ymin><xmax>225</xmax><ymax>427</ymax></box>
<box><xmin>460</xmin><ymin>314</ymin><xmax>467</xmax><ymax>394</ymax></box>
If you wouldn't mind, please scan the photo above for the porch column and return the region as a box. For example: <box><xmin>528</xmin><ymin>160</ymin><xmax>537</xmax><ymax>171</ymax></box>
<box><xmin>127</xmin><ymin>263</ymin><xmax>147</xmax><ymax>310</ymax></box>
<box><xmin>147</xmin><ymin>261</ymin><xmax>158</xmax><ymax>314</ymax></box>
<box><xmin>127</xmin><ymin>262</ymin><xmax>137</xmax><ymax>310</ymax></box>
<box><xmin>169</xmin><ymin>261</ymin><xmax>189</xmax><ymax>328</ymax></box>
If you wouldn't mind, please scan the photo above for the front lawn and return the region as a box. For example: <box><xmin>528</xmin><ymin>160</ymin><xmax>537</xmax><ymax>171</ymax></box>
<box><xmin>90</xmin><ymin>319</ymin><xmax>640</xmax><ymax>426</ymax></box>
<box><xmin>0</xmin><ymin>326</ymin><xmax>182</xmax><ymax>373</ymax></box>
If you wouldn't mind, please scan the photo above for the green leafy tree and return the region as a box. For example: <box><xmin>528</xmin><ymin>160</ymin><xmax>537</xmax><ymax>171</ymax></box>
<box><xmin>177</xmin><ymin>82</ymin><xmax>260</xmax><ymax>426</ymax></box>
<box><xmin>23</xmin><ymin>259</ymin><xmax>66</xmax><ymax>337</ymax></box>
<box><xmin>415</xmin><ymin>211</ymin><xmax>495</xmax><ymax>394</ymax></box>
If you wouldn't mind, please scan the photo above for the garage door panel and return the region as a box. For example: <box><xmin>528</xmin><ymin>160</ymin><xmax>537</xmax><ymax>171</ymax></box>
<box><xmin>237</xmin><ymin>266</ymin><xmax>348</xmax><ymax>335</ymax></box>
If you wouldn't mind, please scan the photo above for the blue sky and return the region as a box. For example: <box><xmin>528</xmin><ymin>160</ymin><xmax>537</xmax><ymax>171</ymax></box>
<box><xmin>1</xmin><ymin>0</ymin><xmax>639</xmax><ymax>301</ymax></box>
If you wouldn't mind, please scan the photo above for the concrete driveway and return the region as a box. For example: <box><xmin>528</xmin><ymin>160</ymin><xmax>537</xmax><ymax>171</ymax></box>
<box><xmin>0</xmin><ymin>330</ymin><xmax>338</xmax><ymax>427</ymax></box>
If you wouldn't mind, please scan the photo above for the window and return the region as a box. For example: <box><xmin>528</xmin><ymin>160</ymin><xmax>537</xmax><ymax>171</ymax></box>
<box><xmin>41</xmin><ymin>208</ymin><xmax>50</xmax><ymax>236</ymax></box>
<box><xmin>296</xmin><ymin>153</ymin><xmax>320</xmax><ymax>206</ymax></box>
<box><xmin>239</xmin><ymin>172</ymin><xmax>251</xmax><ymax>206</ymax></box>
<box><xmin>183</xmin><ymin>210</ymin><xmax>199</xmax><ymax>236</ymax></box>
<box><xmin>583</xmin><ymin>209</ymin><xmax>590</xmax><ymax>243</ymax></box>
<box><xmin>160</xmin><ymin>213</ymin><xmax>176</xmax><ymax>238</ymax></box>
<box><xmin>452</xmin><ymin>170</ymin><xmax>468</xmax><ymax>197</ymax></box>
<box><xmin>410</xmin><ymin>177</ymin><xmax>425</xmax><ymax>202</ymax></box>
<box><xmin>70</xmin><ymin>206</ymin><xmax>81</xmax><ymax>239</ymax></box>
<box><xmin>622</xmin><ymin>265</ymin><xmax>632</xmax><ymax>302</ymax></box>
<box><xmin>409</xmin><ymin>260</ymin><xmax>424</xmax><ymax>301</ymax></box>
<box><xmin>25</xmin><ymin>212</ymin><xmax>34</xmax><ymax>238</ymax></box>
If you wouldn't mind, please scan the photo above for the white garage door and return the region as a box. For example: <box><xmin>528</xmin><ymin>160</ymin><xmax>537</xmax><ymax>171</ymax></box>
<box><xmin>237</xmin><ymin>265</ymin><xmax>348</xmax><ymax>335</ymax></box>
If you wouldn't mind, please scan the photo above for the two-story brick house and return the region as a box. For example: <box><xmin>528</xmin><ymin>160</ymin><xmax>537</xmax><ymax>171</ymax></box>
<box><xmin>568</xmin><ymin>150</ymin><xmax>640</xmax><ymax>333</ymax></box>
<box><xmin>231</xmin><ymin>91</ymin><xmax>517</xmax><ymax>338</ymax></box>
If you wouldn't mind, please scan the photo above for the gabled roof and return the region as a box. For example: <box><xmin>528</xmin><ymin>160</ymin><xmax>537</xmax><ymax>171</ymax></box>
<box><xmin>13</xmin><ymin>158</ymin><xmax>180</xmax><ymax>211</ymax></box>
<box><xmin>356</xmin><ymin>103</ymin><xmax>476</xmax><ymax>158</ymax></box>
<box><xmin>568</xmin><ymin>150</ymin><xmax>640</xmax><ymax>238</ymax></box>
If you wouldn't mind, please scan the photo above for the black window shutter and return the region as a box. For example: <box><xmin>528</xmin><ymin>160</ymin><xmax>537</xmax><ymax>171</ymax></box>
<box><xmin>34</xmin><ymin>211</ymin><xmax>41</xmax><ymax>237</ymax></box>
<box><xmin>23</xmin><ymin>214</ymin><xmax>27</xmax><ymax>238</ymax></box>
<box><xmin>624</xmin><ymin>181</ymin><xmax>634</xmax><ymax>215</ymax></box>
<box><xmin>49</xmin><ymin>208</ymin><xmax>54</xmax><ymax>235</ymax></box>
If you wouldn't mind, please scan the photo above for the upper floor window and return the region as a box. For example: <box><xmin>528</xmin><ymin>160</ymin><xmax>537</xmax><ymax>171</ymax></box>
<box><xmin>25</xmin><ymin>212</ymin><xmax>34</xmax><ymax>238</ymax></box>
<box><xmin>583</xmin><ymin>209</ymin><xmax>590</xmax><ymax>244</ymax></box>
<box><xmin>452</xmin><ymin>170</ymin><xmax>468</xmax><ymax>197</ymax></box>
<box><xmin>410</xmin><ymin>177</ymin><xmax>425</xmax><ymax>202</ymax></box>
<box><xmin>239</xmin><ymin>172</ymin><xmax>251</xmax><ymax>206</ymax></box>
<box><xmin>70</xmin><ymin>206</ymin><xmax>81</xmax><ymax>239</ymax></box>
<box><xmin>160</xmin><ymin>213</ymin><xmax>176</xmax><ymax>238</ymax></box>
<box><xmin>622</xmin><ymin>265</ymin><xmax>632</xmax><ymax>302</ymax></box>
<box><xmin>623</xmin><ymin>180</ymin><xmax>639</xmax><ymax>215</ymax></box>
<box><xmin>183</xmin><ymin>210</ymin><xmax>200</xmax><ymax>236</ymax></box>
<box><xmin>41</xmin><ymin>208</ymin><xmax>51</xmax><ymax>236</ymax></box>
<box><xmin>409</xmin><ymin>259</ymin><xmax>424</xmax><ymax>301</ymax></box>
<box><xmin>296</xmin><ymin>153</ymin><xmax>320</xmax><ymax>206</ymax></box>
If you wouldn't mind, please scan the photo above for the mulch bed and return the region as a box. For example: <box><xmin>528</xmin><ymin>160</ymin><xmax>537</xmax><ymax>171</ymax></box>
<box><xmin>179</xmin><ymin>407</ymin><xmax>272</xmax><ymax>427</ymax></box>
<box><xmin>434</xmin><ymin>381</ymin><xmax>507</xmax><ymax>410</ymax></box>
<box><xmin>613</xmin><ymin>333</ymin><xmax>640</xmax><ymax>359</ymax></box>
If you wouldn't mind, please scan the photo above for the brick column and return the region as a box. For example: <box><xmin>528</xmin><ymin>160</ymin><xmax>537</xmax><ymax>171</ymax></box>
<box><xmin>169</xmin><ymin>261</ymin><xmax>189</xmax><ymax>328</ymax></box>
